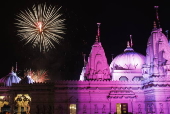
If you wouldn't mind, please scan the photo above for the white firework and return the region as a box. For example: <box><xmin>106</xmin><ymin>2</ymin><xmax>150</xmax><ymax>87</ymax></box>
<box><xmin>15</xmin><ymin>3</ymin><xmax>65</xmax><ymax>52</ymax></box>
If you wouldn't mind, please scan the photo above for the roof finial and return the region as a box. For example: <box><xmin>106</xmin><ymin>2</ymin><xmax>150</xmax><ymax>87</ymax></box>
<box><xmin>111</xmin><ymin>54</ymin><xmax>114</xmax><ymax>61</ymax></box>
<box><xmin>153</xmin><ymin>21</ymin><xmax>157</xmax><ymax>29</ymax></box>
<box><xmin>97</xmin><ymin>23</ymin><xmax>101</xmax><ymax>42</ymax></box>
<box><xmin>15</xmin><ymin>62</ymin><xmax>17</xmax><ymax>73</ymax></box>
<box><xmin>29</xmin><ymin>68</ymin><xmax>31</xmax><ymax>76</ymax></box>
<box><xmin>83</xmin><ymin>53</ymin><xmax>86</xmax><ymax>67</ymax></box>
<box><xmin>95</xmin><ymin>35</ymin><xmax>98</xmax><ymax>42</ymax></box>
<box><xmin>154</xmin><ymin>6</ymin><xmax>160</xmax><ymax>28</ymax></box>
<box><xmin>127</xmin><ymin>41</ymin><xmax>130</xmax><ymax>47</ymax></box>
<box><xmin>165</xmin><ymin>30</ymin><xmax>169</xmax><ymax>38</ymax></box>
<box><xmin>130</xmin><ymin>35</ymin><xmax>133</xmax><ymax>47</ymax></box>
<box><xmin>11</xmin><ymin>66</ymin><xmax>14</xmax><ymax>72</ymax></box>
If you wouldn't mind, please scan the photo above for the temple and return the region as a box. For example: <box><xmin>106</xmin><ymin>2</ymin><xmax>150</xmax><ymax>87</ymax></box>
<box><xmin>0</xmin><ymin>6</ymin><xmax>170</xmax><ymax>114</ymax></box>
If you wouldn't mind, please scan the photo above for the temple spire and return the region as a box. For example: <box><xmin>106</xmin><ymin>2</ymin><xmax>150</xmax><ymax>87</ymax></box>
<box><xmin>154</xmin><ymin>6</ymin><xmax>160</xmax><ymax>28</ymax></box>
<box><xmin>96</xmin><ymin>23</ymin><xmax>101</xmax><ymax>42</ymax></box>
<box><xmin>130</xmin><ymin>35</ymin><xmax>133</xmax><ymax>47</ymax></box>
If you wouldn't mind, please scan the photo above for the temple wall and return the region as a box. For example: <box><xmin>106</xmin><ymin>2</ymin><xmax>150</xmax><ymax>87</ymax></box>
<box><xmin>54</xmin><ymin>80</ymin><xmax>145</xmax><ymax>114</ymax></box>
<box><xmin>0</xmin><ymin>80</ymin><xmax>170</xmax><ymax>114</ymax></box>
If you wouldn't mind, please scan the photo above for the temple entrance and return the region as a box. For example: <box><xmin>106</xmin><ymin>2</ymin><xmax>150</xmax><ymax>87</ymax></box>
<box><xmin>116</xmin><ymin>103</ymin><xmax>128</xmax><ymax>114</ymax></box>
<box><xmin>14</xmin><ymin>94</ymin><xmax>31</xmax><ymax>114</ymax></box>
<box><xmin>14</xmin><ymin>107</ymin><xmax>27</xmax><ymax>114</ymax></box>
<box><xmin>69</xmin><ymin>104</ymin><xmax>76</xmax><ymax>114</ymax></box>
<box><xmin>1</xmin><ymin>105</ymin><xmax>10</xmax><ymax>114</ymax></box>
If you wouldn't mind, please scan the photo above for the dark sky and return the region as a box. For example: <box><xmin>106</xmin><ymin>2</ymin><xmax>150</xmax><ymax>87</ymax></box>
<box><xmin>0</xmin><ymin>0</ymin><xmax>170</xmax><ymax>81</ymax></box>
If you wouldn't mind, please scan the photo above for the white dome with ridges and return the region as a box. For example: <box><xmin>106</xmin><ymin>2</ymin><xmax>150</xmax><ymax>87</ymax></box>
<box><xmin>110</xmin><ymin>45</ymin><xmax>145</xmax><ymax>70</ymax></box>
<box><xmin>0</xmin><ymin>71</ymin><xmax>21</xmax><ymax>86</ymax></box>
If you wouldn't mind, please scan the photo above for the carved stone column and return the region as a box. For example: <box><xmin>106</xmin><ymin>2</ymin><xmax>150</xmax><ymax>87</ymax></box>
<box><xmin>16</xmin><ymin>101</ymin><xmax>22</xmax><ymax>114</ymax></box>
<box><xmin>14</xmin><ymin>94</ymin><xmax>31</xmax><ymax>114</ymax></box>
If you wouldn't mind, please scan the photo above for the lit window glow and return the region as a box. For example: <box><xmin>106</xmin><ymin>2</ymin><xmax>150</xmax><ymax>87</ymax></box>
<box><xmin>70</xmin><ymin>104</ymin><xmax>76</xmax><ymax>114</ymax></box>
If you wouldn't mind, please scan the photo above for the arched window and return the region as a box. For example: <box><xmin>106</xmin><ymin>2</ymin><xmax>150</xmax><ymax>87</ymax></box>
<box><xmin>119</xmin><ymin>76</ymin><xmax>128</xmax><ymax>81</ymax></box>
<box><xmin>132</xmin><ymin>76</ymin><xmax>144</xmax><ymax>81</ymax></box>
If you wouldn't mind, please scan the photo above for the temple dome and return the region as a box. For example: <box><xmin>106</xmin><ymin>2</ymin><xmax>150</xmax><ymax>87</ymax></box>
<box><xmin>110</xmin><ymin>46</ymin><xmax>145</xmax><ymax>70</ymax></box>
<box><xmin>20</xmin><ymin>75</ymin><xmax>34</xmax><ymax>84</ymax></box>
<box><xmin>0</xmin><ymin>71</ymin><xmax>21</xmax><ymax>86</ymax></box>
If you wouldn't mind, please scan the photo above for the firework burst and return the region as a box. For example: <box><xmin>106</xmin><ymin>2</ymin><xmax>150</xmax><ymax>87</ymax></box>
<box><xmin>24</xmin><ymin>69</ymin><xmax>49</xmax><ymax>82</ymax></box>
<box><xmin>15</xmin><ymin>3</ymin><xmax>65</xmax><ymax>52</ymax></box>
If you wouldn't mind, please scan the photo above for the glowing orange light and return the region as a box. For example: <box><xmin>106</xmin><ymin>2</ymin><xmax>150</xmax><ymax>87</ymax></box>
<box><xmin>24</xmin><ymin>69</ymin><xmax>49</xmax><ymax>83</ymax></box>
<box><xmin>37</xmin><ymin>22</ymin><xmax>43</xmax><ymax>32</ymax></box>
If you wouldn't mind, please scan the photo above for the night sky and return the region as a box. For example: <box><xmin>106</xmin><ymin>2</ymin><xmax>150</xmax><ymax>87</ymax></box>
<box><xmin>0</xmin><ymin>0</ymin><xmax>170</xmax><ymax>81</ymax></box>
